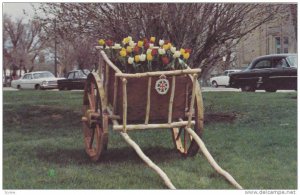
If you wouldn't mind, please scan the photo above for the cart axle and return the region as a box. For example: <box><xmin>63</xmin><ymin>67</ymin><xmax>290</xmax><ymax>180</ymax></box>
<box><xmin>82</xmin><ymin>109</ymin><xmax>102</xmax><ymax>128</ymax></box>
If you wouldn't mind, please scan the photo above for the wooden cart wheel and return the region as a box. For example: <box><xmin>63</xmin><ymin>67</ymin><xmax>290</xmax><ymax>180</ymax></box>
<box><xmin>82</xmin><ymin>73</ymin><xmax>108</xmax><ymax>162</ymax></box>
<box><xmin>171</xmin><ymin>81</ymin><xmax>204</xmax><ymax>156</ymax></box>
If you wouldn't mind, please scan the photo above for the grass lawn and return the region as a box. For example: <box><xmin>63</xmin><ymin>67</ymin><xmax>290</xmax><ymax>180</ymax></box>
<box><xmin>2</xmin><ymin>90</ymin><xmax>297</xmax><ymax>189</ymax></box>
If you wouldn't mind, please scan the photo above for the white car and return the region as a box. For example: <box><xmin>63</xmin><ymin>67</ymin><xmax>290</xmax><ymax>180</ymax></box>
<box><xmin>11</xmin><ymin>71</ymin><xmax>63</xmax><ymax>90</ymax></box>
<box><xmin>210</xmin><ymin>69</ymin><xmax>241</xmax><ymax>88</ymax></box>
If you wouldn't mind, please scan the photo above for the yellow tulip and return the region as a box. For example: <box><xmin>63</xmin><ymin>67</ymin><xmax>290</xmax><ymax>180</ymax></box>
<box><xmin>163</xmin><ymin>44</ymin><xmax>170</xmax><ymax>50</ymax></box>
<box><xmin>120</xmin><ymin>49</ymin><xmax>127</xmax><ymax>57</ymax></box>
<box><xmin>134</xmin><ymin>55</ymin><xmax>140</xmax><ymax>62</ymax></box>
<box><xmin>183</xmin><ymin>52</ymin><xmax>190</xmax><ymax>59</ymax></box>
<box><xmin>150</xmin><ymin>37</ymin><xmax>156</xmax><ymax>43</ymax></box>
<box><xmin>147</xmin><ymin>53</ymin><xmax>153</xmax><ymax>61</ymax></box>
<box><xmin>123</xmin><ymin>37</ymin><xmax>130</xmax><ymax>44</ymax></box>
<box><xmin>126</xmin><ymin>46</ymin><xmax>132</xmax><ymax>53</ymax></box>
<box><xmin>138</xmin><ymin>41</ymin><xmax>144</xmax><ymax>48</ymax></box>
<box><xmin>180</xmin><ymin>48</ymin><xmax>185</xmax><ymax>55</ymax></box>
<box><xmin>98</xmin><ymin>39</ymin><xmax>105</xmax><ymax>46</ymax></box>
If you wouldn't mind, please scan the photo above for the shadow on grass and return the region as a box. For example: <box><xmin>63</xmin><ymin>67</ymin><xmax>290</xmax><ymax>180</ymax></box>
<box><xmin>36</xmin><ymin>146</ymin><xmax>182</xmax><ymax>166</ymax></box>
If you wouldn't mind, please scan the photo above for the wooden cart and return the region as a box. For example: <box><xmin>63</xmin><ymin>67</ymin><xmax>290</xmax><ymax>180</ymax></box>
<box><xmin>81</xmin><ymin>47</ymin><xmax>242</xmax><ymax>189</ymax></box>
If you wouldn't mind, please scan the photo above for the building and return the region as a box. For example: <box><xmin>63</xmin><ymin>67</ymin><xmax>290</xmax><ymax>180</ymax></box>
<box><xmin>235</xmin><ymin>5</ymin><xmax>297</xmax><ymax>67</ymax></box>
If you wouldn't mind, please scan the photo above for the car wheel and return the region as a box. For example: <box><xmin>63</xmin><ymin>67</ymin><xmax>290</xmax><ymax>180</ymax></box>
<box><xmin>241</xmin><ymin>85</ymin><xmax>255</xmax><ymax>92</ymax></box>
<box><xmin>212</xmin><ymin>81</ymin><xmax>218</xmax><ymax>88</ymax></box>
<box><xmin>265</xmin><ymin>87</ymin><xmax>277</xmax><ymax>92</ymax></box>
<box><xmin>17</xmin><ymin>85</ymin><xmax>21</xmax><ymax>90</ymax></box>
<box><xmin>35</xmin><ymin>84</ymin><xmax>41</xmax><ymax>90</ymax></box>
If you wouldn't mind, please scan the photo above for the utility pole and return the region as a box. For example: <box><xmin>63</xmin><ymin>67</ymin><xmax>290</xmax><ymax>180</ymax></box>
<box><xmin>54</xmin><ymin>19</ymin><xmax>58</xmax><ymax>77</ymax></box>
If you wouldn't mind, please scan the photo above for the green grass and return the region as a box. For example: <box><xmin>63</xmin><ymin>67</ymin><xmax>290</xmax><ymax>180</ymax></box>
<box><xmin>3</xmin><ymin>90</ymin><xmax>297</xmax><ymax>189</ymax></box>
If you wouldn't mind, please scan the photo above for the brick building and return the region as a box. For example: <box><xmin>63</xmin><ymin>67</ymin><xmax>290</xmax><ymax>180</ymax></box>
<box><xmin>235</xmin><ymin>5</ymin><xmax>297</xmax><ymax>68</ymax></box>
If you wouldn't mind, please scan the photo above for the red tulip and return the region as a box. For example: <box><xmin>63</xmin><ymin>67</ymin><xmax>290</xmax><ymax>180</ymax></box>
<box><xmin>164</xmin><ymin>40</ymin><xmax>170</xmax><ymax>44</ymax></box>
<box><xmin>151</xmin><ymin>49</ymin><xmax>158</xmax><ymax>56</ymax></box>
<box><xmin>185</xmin><ymin>48</ymin><xmax>192</xmax><ymax>54</ymax></box>
<box><xmin>133</xmin><ymin>46</ymin><xmax>140</xmax><ymax>54</ymax></box>
<box><xmin>105</xmin><ymin>39</ymin><xmax>113</xmax><ymax>46</ymax></box>
<box><xmin>162</xmin><ymin>56</ymin><xmax>170</xmax><ymax>65</ymax></box>
<box><xmin>143</xmin><ymin>38</ymin><xmax>148</xmax><ymax>44</ymax></box>
<box><xmin>144</xmin><ymin>42</ymin><xmax>150</xmax><ymax>50</ymax></box>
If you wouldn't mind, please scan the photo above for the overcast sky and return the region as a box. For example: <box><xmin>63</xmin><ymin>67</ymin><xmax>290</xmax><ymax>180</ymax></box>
<box><xmin>3</xmin><ymin>2</ymin><xmax>39</xmax><ymax>20</ymax></box>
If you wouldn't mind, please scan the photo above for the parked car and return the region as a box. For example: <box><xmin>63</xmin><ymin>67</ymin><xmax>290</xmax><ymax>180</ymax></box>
<box><xmin>58</xmin><ymin>69</ymin><xmax>90</xmax><ymax>90</ymax></box>
<box><xmin>11</xmin><ymin>71</ymin><xmax>62</xmax><ymax>90</ymax></box>
<box><xmin>229</xmin><ymin>54</ymin><xmax>297</xmax><ymax>92</ymax></box>
<box><xmin>210</xmin><ymin>69</ymin><xmax>241</xmax><ymax>87</ymax></box>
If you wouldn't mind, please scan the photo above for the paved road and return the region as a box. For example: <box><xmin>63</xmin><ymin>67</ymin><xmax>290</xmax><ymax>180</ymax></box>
<box><xmin>202</xmin><ymin>87</ymin><xmax>240</xmax><ymax>92</ymax></box>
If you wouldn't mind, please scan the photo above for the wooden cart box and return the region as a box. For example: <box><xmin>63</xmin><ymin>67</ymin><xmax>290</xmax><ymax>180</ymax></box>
<box><xmin>106</xmin><ymin>67</ymin><xmax>192</xmax><ymax>123</ymax></box>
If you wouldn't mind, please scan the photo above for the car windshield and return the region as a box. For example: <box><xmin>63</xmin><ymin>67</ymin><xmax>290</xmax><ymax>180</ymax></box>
<box><xmin>77</xmin><ymin>70</ymin><xmax>90</xmax><ymax>78</ymax></box>
<box><xmin>33</xmin><ymin>72</ymin><xmax>55</xmax><ymax>79</ymax></box>
<box><xmin>286</xmin><ymin>56</ymin><xmax>297</xmax><ymax>67</ymax></box>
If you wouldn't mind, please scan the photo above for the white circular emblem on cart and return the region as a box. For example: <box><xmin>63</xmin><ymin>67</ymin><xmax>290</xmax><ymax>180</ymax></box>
<box><xmin>155</xmin><ymin>77</ymin><xmax>169</xmax><ymax>95</ymax></box>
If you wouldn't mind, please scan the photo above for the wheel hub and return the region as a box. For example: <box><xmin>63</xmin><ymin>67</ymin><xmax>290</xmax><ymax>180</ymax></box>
<box><xmin>82</xmin><ymin>109</ymin><xmax>101</xmax><ymax>128</ymax></box>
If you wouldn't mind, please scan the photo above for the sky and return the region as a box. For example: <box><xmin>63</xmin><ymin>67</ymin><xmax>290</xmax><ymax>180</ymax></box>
<box><xmin>2</xmin><ymin>2</ymin><xmax>39</xmax><ymax>21</ymax></box>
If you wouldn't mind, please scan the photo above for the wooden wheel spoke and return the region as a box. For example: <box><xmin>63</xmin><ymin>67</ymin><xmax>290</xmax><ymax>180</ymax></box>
<box><xmin>88</xmin><ymin>81</ymin><xmax>96</xmax><ymax>110</ymax></box>
<box><xmin>175</xmin><ymin>128</ymin><xmax>183</xmax><ymax>140</ymax></box>
<box><xmin>184</xmin><ymin>129</ymin><xmax>188</xmax><ymax>153</ymax></box>
<box><xmin>87</xmin><ymin>93</ymin><xmax>95</xmax><ymax>110</ymax></box>
<box><xmin>95</xmin><ymin>89</ymin><xmax>100</xmax><ymax>112</ymax></box>
<box><xmin>89</xmin><ymin>127</ymin><xmax>96</xmax><ymax>149</ymax></box>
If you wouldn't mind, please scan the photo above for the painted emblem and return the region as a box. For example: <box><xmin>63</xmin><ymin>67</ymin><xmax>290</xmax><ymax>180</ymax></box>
<box><xmin>155</xmin><ymin>76</ymin><xmax>169</xmax><ymax>95</ymax></box>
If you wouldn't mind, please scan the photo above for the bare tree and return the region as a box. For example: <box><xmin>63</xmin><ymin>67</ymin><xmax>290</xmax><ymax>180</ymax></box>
<box><xmin>35</xmin><ymin>3</ymin><xmax>283</xmax><ymax>82</ymax></box>
<box><xmin>3</xmin><ymin>15</ymin><xmax>46</xmax><ymax>78</ymax></box>
<box><xmin>289</xmin><ymin>4</ymin><xmax>297</xmax><ymax>40</ymax></box>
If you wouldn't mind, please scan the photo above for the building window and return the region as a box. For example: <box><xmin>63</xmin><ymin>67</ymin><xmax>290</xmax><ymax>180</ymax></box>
<box><xmin>283</xmin><ymin>37</ymin><xmax>289</xmax><ymax>44</ymax></box>
<box><xmin>284</xmin><ymin>48</ymin><xmax>289</xmax><ymax>53</ymax></box>
<box><xmin>275</xmin><ymin>37</ymin><xmax>281</xmax><ymax>54</ymax></box>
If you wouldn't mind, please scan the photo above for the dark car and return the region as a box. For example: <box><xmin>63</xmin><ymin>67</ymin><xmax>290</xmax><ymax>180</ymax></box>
<box><xmin>229</xmin><ymin>54</ymin><xmax>297</xmax><ymax>92</ymax></box>
<box><xmin>58</xmin><ymin>69</ymin><xmax>90</xmax><ymax>90</ymax></box>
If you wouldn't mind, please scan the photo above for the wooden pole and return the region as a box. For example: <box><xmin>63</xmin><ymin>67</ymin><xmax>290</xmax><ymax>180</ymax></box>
<box><xmin>115</xmin><ymin>69</ymin><xmax>201</xmax><ymax>78</ymax></box>
<box><xmin>187</xmin><ymin>74</ymin><xmax>197</xmax><ymax>128</ymax></box>
<box><xmin>168</xmin><ymin>76</ymin><xmax>176</xmax><ymax>124</ymax></box>
<box><xmin>119</xmin><ymin>131</ymin><xmax>176</xmax><ymax>189</ymax></box>
<box><xmin>113</xmin><ymin>120</ymin><xmax>195</xmax><ymax>131</ymax></box>
<box><xmin>100</xmin><ymin>50</ymin><xmax>122</xmax><ymax>73</ymax></box>
<box><xmin>98</xmin><ymin>49</ymin><xmax>103</xmax><ymax>79</ymax></box>
<box><xmin>122</xmin><ymin>78</ymin><xmax>128</xmax><ymax>132</ymax></box>
<box><xmin>185</xmin><ymin>127</ymin><xmax>243</xmax><ymax>189</ymax></box>
<box><xmin>145</xmin><ymin>77</ymin><xmax>152</xmax><ymax>124</ymax></box>
<box><xmin>185</xmin><ymin>82</ymin><xmax>189</xmax><ymax>112</ymax></box>
<box><xmin>113</xmin><ymin>75</ymin><xmax>118</xmax><ymax>114</ymax></box>
<box><xmin>105</xmin><ymin>64</ymin><xmax>109</xmax><ymax>94</ymax></box>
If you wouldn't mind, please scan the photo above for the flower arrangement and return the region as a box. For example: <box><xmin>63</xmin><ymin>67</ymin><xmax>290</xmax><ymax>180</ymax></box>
<box><xmin>98</xmin><ymin>36</ymin><xmax>192</xmax><ymax>73</ymax></box>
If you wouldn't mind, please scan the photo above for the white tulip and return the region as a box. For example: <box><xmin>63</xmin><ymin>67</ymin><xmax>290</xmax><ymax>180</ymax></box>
<box><xmin>173</xmin><ymin>51</ymin><xmax>181</xmax><ymax>58</ymax></box>
<box><xmin>158</xmin><ymin>48</ymin><xmax>166</xmax><ymax>55</ymax></box>
<box><xmin>159</xmin><ymin>39</ymin><xmax>164</xmax><ymax>46</ymax></box>
<box><xmin>129</xmin><ymin>41</ymin><xmax>136</xmax><ymax>47</ymax></box>
<box><xmin>170</xmin><ymin>46</ymin><xmax>177</xmax><ymax>53</ymax></box>
<box><xmin>149</xmin><ymin>43</ymin><xmax>154</xmax><ymax>48</ymax></box>
<box><xmin>128</xmin><ymin>57</ymin><xmax>134</xmax><ymax>64</ymax></box>
<box><xmin>146</xmin><ymin>49</ymin><xmax>152</xmax><ymax>55</ymax></box>
<box><xmin>113</xmin><ymin>43</ymin><xmax>121</xmax><ymax>49</ymax></box>
<box><xmin>140</xmin><ymin>54</ymin><xmax>146</xmax><ymax>61</ymax></box>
